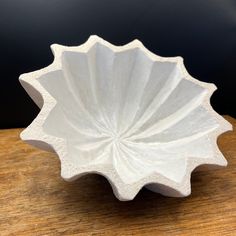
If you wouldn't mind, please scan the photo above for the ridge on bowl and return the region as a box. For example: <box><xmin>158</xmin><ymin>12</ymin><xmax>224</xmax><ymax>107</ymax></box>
<box><xmin>19</xmin><ymin>35</ymin><xmax>232</xmax><ymax>201</ymax></box>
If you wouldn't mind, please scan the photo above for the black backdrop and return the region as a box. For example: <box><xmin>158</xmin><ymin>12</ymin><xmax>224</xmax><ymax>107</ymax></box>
<box><xmin>0</xmin><ymin>0</ymin><xmax>235</xmax><ymax>128</ymax></box>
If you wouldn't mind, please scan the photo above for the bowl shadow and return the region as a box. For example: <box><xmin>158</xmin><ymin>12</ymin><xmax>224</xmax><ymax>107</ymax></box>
<box><xmin>58</xmin><ymin>172</ymin><xmax>208</xmax><ymax>221</ymax></box>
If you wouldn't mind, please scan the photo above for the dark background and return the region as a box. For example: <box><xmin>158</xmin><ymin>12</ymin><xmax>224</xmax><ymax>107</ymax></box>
<box><xmin>0</xmin><ymin>0</ymin><xmax>235</xmax><ymax>129</ymax></box>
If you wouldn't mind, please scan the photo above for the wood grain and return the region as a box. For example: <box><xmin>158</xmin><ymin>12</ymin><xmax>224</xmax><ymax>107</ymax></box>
<box><xmin>0</xmin><ymin>116</ymin><xmax>235</xmax><ymax>236</ymax></box>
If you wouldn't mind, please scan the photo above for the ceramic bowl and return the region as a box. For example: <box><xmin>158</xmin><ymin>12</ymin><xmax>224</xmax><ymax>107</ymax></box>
<box><xmin>19</xmin><ymin>35</ymin><xmax>232</xmax><ymax>201</ymax></box>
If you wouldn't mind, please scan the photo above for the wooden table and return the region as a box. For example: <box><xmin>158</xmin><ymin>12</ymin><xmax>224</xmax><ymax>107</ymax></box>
<box><xmin>0</xmin><ymin>116</ymin><xmax>235</xmax><ymax>235</ymax></box>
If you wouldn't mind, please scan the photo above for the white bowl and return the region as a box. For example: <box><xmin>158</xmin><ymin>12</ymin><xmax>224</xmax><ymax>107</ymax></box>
<box><xmin>19</xmin><ymin>35</ymin><xmax>232</xmax><ymax>201</ymax></box>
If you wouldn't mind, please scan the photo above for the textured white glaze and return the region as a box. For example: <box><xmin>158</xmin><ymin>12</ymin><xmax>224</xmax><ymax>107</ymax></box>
<box><xmin>19</xmin><ymin>35</ymin><xmax>232</xmax><ymax>201</ymax></box>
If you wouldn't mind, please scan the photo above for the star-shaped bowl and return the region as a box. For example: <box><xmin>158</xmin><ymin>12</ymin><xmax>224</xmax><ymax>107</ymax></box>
<box><xmin>19</xmin><ymin>35</ymin><xmax>232</xmax><ymax>200</ymax></box>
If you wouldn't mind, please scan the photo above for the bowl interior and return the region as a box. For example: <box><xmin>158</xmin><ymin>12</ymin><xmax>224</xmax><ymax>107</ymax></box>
<box><xmin>36</xmin><ymin>43</ymin><xmax>219</xmax><ymax>184</ymax></box>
